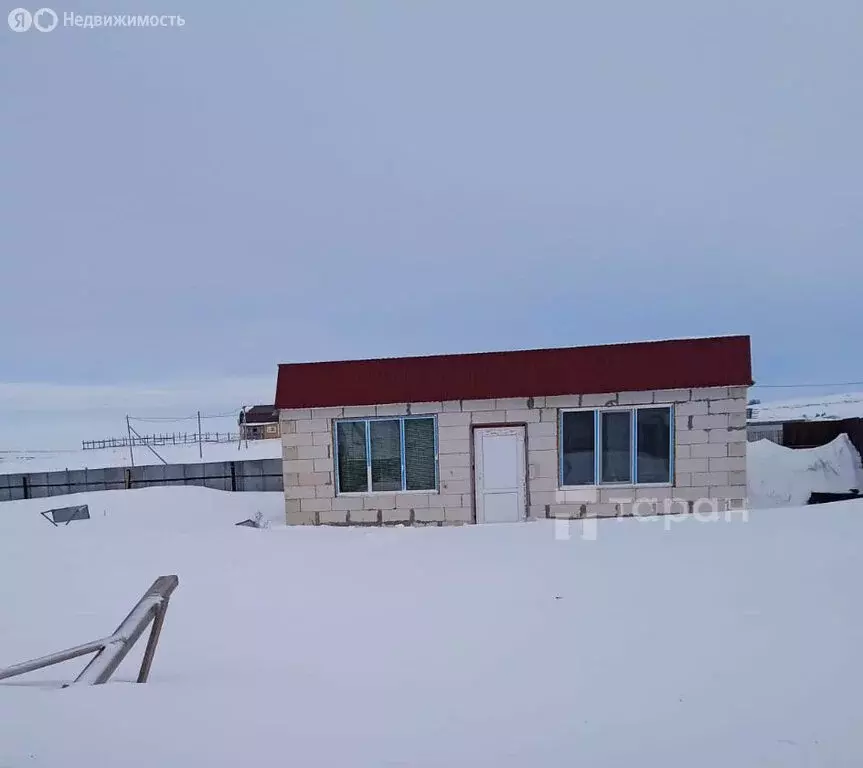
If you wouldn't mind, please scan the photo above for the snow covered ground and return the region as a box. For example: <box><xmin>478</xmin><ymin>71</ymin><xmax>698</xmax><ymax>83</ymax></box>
<box><xmin>1</xmin><ymin>486</ymin><xmax>862</xmax><ymax>766</ymax></box>
<box><xmin>748</xmin><ymin>391</ymin><xmax>863</xmax><ymax>423</ymax></box>
<box><xmin>0</xmin><ymin>438</ymin><xmax>281</xmax><ymax>474</ymax></box>
<box><xmin>747</xmin><ymin>434</ymin><xmax>863</xmax><ymax>508</ymax></box>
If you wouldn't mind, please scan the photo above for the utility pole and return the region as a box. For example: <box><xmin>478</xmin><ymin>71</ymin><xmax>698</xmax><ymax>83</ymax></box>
<box><xmin>197</xmin><ymin>410</ymin><xmax>203</xmax><ymax>460</ymax></box>
<box><xmin>126</xmin><ymin>415</ymin><xmax>135</xmax><ymax>467</ymax></box>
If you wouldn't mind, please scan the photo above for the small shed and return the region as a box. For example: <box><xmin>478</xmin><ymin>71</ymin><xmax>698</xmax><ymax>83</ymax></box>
<box><xmin>275</xmin><ymin>335</ymin><xmax>753</xmax><ymax>526</ymax></box>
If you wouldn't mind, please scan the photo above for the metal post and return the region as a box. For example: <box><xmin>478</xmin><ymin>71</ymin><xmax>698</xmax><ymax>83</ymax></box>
<box><xmin>74</xmin><ymin>575</ymin><xmax>179</xmax><ymax>686</ymax></box>
<box><xmin>197</xmin><ymin>411</ymin><xmax>203</xmax><ymax>460</ymax></box>
<box><xmin>137</xmin><ymin>601</ymin><xmax>168</xmax><ymax>683</ymax></box>
<box><xmin>126</xmin><ymin>415</ymin><xmax>135</xmax><ymax>467</ymax></box>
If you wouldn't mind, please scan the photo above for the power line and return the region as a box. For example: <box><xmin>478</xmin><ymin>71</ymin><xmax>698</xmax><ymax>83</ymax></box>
<box><xmin>127</xmin><ymin>415</ymin><xmax>197</xmax><ymax>422</ymax></box>
<box><xmin>128</xmin><ymin>410</ymin><xmax>240</xmax><ymax>422</ymax></box>
<box><xmin>752</xmin><ymin>381</ymin><xmax>863</xmax><ymax>389</ymax></box>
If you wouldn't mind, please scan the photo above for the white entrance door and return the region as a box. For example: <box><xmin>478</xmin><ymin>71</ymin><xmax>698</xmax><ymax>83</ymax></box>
<box><xmin>474</xmin><ymin>426</ymin><xmax>527</xmax><ymax>524</ymax></box>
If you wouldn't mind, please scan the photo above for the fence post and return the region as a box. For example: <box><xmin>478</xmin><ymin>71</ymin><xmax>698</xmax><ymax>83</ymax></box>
<box><xmin>22</xmin><ymin>475</ymin><xmax>29</xmax><ymax>500</ymax></box>
<box><xmin>126</xmin><ymin>415</ymin><xmax>135</xmax><ymax>467</ymax></box>
<box><xmin>197</xmin><ymin>412</ymin><xmax>203</xmax><ymax>460</ymax></box>
<box><xmin>136</xmin><ymin>597</ymin><xmax>169</xmax><ymax>683</ymax></box>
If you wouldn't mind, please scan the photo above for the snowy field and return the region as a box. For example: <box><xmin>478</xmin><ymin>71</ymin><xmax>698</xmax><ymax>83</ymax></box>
<box><xmin>1</xmin><ymin>487</ymin><xmax>862</xmax><ymax>766</ymax></box>
<box><xmin>0</xmin><ymin>438</ymin><xmax>281</xmax><ymax>474</ymax></box>
<box><xmin>749</xmin><ymin>391</ymin><xmax>863</xmax><ymax>423</ymax></box>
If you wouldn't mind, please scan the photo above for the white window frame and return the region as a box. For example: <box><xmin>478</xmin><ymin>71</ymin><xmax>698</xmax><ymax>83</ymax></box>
<box><xmin>333</xmin><ymin>415</ymin><xmax>439</xmax><ymax>496</ymax></box>
<box><xmin>558</xmin><ymin>404</ymin><xmax>675</xmax><ymax>489</ymax></box>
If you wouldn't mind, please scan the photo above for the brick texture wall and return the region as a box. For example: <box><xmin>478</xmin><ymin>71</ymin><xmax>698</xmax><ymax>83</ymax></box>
<box><xmin>280</xmin><ymin>386</ymin><xmax>748</xmax><ymax>526</ymax></box>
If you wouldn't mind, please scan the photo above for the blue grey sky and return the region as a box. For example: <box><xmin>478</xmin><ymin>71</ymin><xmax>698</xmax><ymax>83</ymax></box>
<box><xmin>1</xmin><ymin>1</ymin><xmax>861</xmax><ymax>446</ymax></box>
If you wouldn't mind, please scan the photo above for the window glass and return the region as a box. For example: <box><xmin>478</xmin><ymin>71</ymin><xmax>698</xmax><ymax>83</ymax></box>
<box><xmin>404</xmin><ymin>418</ymin><xmax>436</xmax><ymax>490</ymax></box>
<box><xmin>636</xmin><ymin>408</ymin><xmax>671</xmax><ymax>483</ymax></box>
<box><xmin>600</xmin><ymin>410</ymin><xmax>631</xmax><ymax>483</ymax></box>
<box><xmin>370</xmin><ymin>420</ymin><xmax>403</xmax><ymax>491</ymax></box>
<box><xmin>335</xmin><ymin>416</ymin><xmax>438</xmax><ymax>493</ymax></box>
<box><xmin>561</xmin><ymin>410</ymin><xmax>595</xmax><ymax>485</ymax></box>
<box><xmin>336</xmin><ymin>421</ymin><xmax>368</xmax><ymax>493</ymax></box>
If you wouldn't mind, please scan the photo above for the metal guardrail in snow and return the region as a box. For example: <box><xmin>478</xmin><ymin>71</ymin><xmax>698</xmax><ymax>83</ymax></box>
<box><xmin>0</xmin><ymin>575</ymin><xmax>179</xmax><ymax>687</ymax></box>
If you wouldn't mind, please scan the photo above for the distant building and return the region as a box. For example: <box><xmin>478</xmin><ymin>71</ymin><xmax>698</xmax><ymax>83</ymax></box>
<box><xmin>745</xmin><ymin>400</ymin><xmax>784</xmax><ymax>444</ymax></box>
<box><xmin>239</xmin><ymin>406</ymin><xmax>280</xmax><ymax>440</ymax></box>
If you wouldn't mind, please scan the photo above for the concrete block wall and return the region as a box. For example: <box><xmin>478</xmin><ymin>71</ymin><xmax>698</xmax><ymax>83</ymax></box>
<box><xmin>280</xmin><ymin>401</ymin><xmax>471</xmax><ymax>526</ymax></box>
<box><xmin>549</xmin><ymin>386</ymin><xmax>749</xmax><ymax>519</ymax></box>
<box><xmin>280</xmin><ymin>386</ymin><xmax>748</xmax><ymax>526</ymax></box>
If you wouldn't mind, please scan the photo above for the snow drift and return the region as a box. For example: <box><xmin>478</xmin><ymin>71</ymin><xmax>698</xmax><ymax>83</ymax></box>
<box><xmin>747</xmin><ymin>434</ymin><xmax>863</xmax><ymax>508</ymax></box>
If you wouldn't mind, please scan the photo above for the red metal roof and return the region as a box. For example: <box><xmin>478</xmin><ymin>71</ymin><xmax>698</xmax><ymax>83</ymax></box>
<box><xmin>275</xmin><ymin>335</ymin><xmax>752</xmax><ymax>409</ymax></box>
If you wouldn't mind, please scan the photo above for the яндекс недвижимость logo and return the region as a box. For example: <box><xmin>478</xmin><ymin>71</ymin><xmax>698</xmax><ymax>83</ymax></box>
<box><xmin>8</xmin><ymin>8</ymin><xmax>184</xmax><ymax>30</ymax></box>
<box><xmin>8</xmin><ymin>7</ymin><xmax>58</xmax><ymax>31</ymax></box>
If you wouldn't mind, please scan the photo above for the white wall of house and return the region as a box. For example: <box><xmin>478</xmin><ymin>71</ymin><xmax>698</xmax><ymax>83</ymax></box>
<box><xmin>280</xmin><ymin>386</ymin><xmax>748</xmax><ymax>525</ymax></box>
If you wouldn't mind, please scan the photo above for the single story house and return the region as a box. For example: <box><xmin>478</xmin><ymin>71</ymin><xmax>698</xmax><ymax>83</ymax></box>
<box><xmin>275</xmin><ymin>335</ymin><xmax>752</xmax><ymax>526</ymax></box>
<box><xmin>238</xmin><ymin>405</ymin><xmax>281</xmax><ymax>440</ymax></box>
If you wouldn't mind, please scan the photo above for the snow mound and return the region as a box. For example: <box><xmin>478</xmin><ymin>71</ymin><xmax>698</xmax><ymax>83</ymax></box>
<box><xmin>747</xmin><ymin>434</ymin><xmax>863</xmax><ymax>508</ymax></box>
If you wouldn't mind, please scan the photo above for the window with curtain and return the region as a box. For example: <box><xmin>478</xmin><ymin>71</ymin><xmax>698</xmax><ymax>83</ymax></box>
<box><xmin>335</xmin><ymin>421</ymin><xmax>368</xmax><ymax>493</ymax></box>
<box><xmin>335</xmin><ymin>416</ymin><xmax>437</xmax><ymax>494</ymax></box>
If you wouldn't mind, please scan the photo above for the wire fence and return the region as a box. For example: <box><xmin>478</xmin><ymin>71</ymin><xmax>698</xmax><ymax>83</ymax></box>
<box><xmin>82</xmin><ymin>432</ymin><xmax>240</xmax><ymax>451</ymax></box>
<box><xmin>746</xmin><ymin>423</ymin><xmax>784</xmax><ymax>444</ymax></box>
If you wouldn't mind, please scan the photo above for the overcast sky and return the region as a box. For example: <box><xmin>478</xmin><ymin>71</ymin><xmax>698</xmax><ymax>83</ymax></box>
<box><xmin>1</xmin><ymin>1</ymin><xmax>861</xmax><ymax>447</ymax></box>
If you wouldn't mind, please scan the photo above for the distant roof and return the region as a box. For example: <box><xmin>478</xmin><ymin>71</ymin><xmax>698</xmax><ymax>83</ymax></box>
<box><xmin>275</xmin><ymin>335</ymin><xmax>752</xmax><ymax>409</ymax></box>
<box><xmin>241</xmin><ymin>405</ymin><xmax>279</xmax><ymax>424</ymax></box>
<box><xmin>748</xmin><ymin>392</ymin><xmax>863</xmax><ymax>424</ymax></box>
